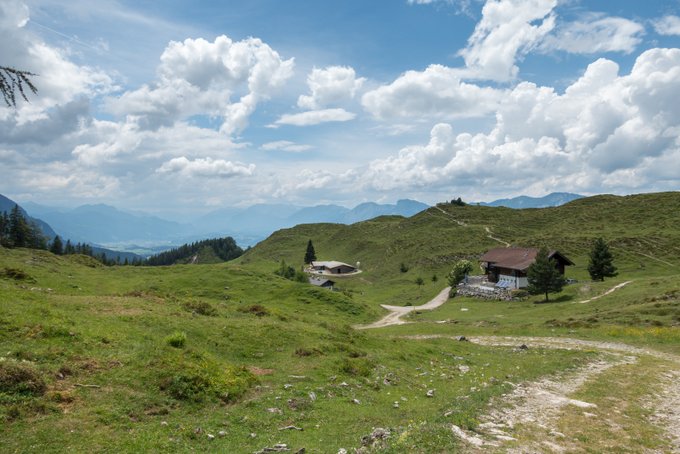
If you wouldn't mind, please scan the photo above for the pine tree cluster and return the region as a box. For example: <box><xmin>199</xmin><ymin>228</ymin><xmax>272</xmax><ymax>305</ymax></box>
<box><xmin>0</xmin><ymin>204</ymin><xmax>48</xmax><ymax>249</ymax></box>
<box><xmin>1</xmin><ymin>204</ymin><xmax>134</xmax><ymax>266</ymax></box>
<box><xmin>145</xmin><ymin>237</ymin><xmax>243</xmax><ymax>266</ymax></box>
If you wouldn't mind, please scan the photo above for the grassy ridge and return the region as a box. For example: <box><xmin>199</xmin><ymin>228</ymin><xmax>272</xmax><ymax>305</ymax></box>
<box><xmin>239</xmin><ymin>192</ymin><xmax>680</xmax><ymax>307</ymax></box>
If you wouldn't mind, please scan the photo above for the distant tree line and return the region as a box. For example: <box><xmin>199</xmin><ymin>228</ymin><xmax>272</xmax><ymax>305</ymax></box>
<box><xmin>145</xmin><ymin>237</ymin><xmax>243</xmax><ymax>266</ymax></box>
<box><xmin>0</xmin><ymin>204</ymin><xmax>47</xmax><ymax>249</ymax></box>
<box><xmin>1</xmin><ymin>204</ymin><xmax>129</xmax><ymax>266</ymax></box>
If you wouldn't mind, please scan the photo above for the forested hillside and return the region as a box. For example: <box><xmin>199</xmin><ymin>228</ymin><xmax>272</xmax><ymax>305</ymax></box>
<box><xmin>145</xmin><ymin>237</ymin><xmax>243</xmax><ymax>265</ymax></box>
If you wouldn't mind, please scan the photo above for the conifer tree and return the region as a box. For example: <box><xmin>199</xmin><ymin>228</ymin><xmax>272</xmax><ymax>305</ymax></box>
<box><xmin>0</xmin><ymin>211</ymin><xmax>9</xmax><ymax>246</ymax></box>
<box><xmin>304</xmin><ymin>239</ymin><xmax>317</xmax><ymax>264</ymax></box>
<box><xmin>587</xmin><ymin>238</ymin><xmax>617</xmax><ymax>281</ymax></box>
<box><xmin>64</xmin><ymin>239</ymin><xmax>75</xmax><ymax>254</ymax></box>
<box><xmin>50</xmin><ymin>235</ymin><xmax>64</xmax><ymax>255</ymax></box>
<box><xmin>527</xmin><ymin>247</ymin><xmax>564</xmax><ymax>301</ymax></box>
<box><xmin>8</xmin><ymin>204</ymin><xmax>30</xmax><ymax>248</ymax></box>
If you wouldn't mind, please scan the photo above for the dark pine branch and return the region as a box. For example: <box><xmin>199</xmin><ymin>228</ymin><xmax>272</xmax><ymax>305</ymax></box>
<box><xmin>0</xmin><ymin>66</ymin><xmax>38</xmax><ymax>107</ymax></box>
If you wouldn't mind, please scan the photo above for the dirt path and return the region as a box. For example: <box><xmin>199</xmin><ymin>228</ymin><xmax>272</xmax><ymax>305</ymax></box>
<box><xmin>404</xmin><ymin>335</ymin><xmax>680</xmax><ymax>452</ymax></box>
<box><xmin>576</xmin><ymin>280</ymin><xmax>632</xmax><ymax>304</ymax></box>
<box><xmin>433</xmin><ymin>205</ymin><xmax>467</xmax><ymax>226</ymax></box>
<box><xmin>354</xmin><ymin>286</ymin><xmax>451</xmax><ymax>329</ymax></box>
<box><xmin>484</xmin><ymin>226</ymin><xmax>511</xmax><ymax>247</ymax></box>
<box><xmin>431</xmin><ymin>206</ymin><xmax>510</xmax><ymax>247</ymax></box>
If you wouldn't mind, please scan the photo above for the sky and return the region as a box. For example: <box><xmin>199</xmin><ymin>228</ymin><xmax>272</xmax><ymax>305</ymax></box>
<box><xmin>2</xmin><ymin>0</ymin><xmax>680</xmax><ymax>216</ymax></box>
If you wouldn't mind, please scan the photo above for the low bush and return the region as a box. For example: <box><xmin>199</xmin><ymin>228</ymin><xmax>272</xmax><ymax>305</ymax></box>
<box><xmin>165</xmin><ymin>331</ymin><xmax>187</xmax><ymax>348</ymax></box>
<box><xmin>181</xmin><ymin>300</ymin><xmax>217</xmax><ymax>316</ymax></box>
<box><xmin>238</xmin><ymin>304</ymin><xmax>269</xmax><ymax>317</ymax></box>
<box><xmin>0</xmin><ymin>361</ymin><xmax>46</xmax><ymax>396</ymax></box>
<box><xmin>294</xmin><ymin>347</ymin><xmax>323</xmax><ymax>357</ymax></box>
<box><xmin>0</xmin><ymin>267</ymin><xmax>34</xmax><ymax>282</ymax></box>
<box><xmin>159</xmin><ymin>352</ymin><xmax>257</xmax><ymax>402</ymax></box>
<box><xmin>339</xmin><ymin>357</ymin><xmax>373</xmax><ymax>377</ymax></box>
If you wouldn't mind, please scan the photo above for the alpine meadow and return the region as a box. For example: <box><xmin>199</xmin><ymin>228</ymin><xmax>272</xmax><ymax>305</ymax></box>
<box><xmin>2</xmin><ymin>192</ymin><xmax>680</xmax><ymax>452</ymax></box>
<box><xmin>2</xmin><ymin>0</ymin><xmax>680</xmax><ymax>453</ymax></box>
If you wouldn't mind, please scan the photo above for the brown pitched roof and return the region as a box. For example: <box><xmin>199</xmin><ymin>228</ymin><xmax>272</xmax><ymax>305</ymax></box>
<box><xmin>480</xmin><ymin>247</ymin><xmax>574</xmax><ymax>271</ymax></box>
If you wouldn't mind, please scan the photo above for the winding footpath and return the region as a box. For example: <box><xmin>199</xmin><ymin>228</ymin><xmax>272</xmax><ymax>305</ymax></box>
<box><xmin>431</xmin><ymin>205</ymin><xmax>511</xmax><ymax>247</ymax></box>
<box><xmin>357</xmin><ymin>283</ymin><xmax>680</xmax><ymax>452</ymax></box>
<box><xmin>354</xmin><ymin>286</ymin><xmax>451</xmax><ymax>329</ymax></box>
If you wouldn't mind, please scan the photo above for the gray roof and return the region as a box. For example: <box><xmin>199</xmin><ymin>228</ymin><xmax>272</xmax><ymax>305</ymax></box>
<box><xmin>311</xmin><ymin>260</ymin><xmax>355</xmax><ymax>270</ymax></box>
<box><xmin>309</xmin><ymin>277</ymin><xmax>335</xmax><ymax>286</ymax></box>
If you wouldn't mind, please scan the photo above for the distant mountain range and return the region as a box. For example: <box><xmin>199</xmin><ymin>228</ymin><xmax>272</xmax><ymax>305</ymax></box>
<box><xmin>478</xmin><ymin>192</ymin><xmax>584</xmax><ymax>209</ymax></box>
<box><xmin>4</xmin><ymin>192</ymin><xmax>582</xmax><ymax>256</ymax></box>
<box><xmin>13</xmin><ymin>198</ymin><xmax>430</xmax><ymax>254</ymax></box>
<box><xmin>1</xmin><ymin>195</ymin><xmax>142</xmax><ymax>262</ymax></box>
<box><xmin>22</xmin><ymin>202</ymin><xmax>193</xmax><ymax>244</ymax></box>
<box><xmin>198</xmin><ymin>199</ymin><xmax>430</xmax><ymax>237</ymax></box>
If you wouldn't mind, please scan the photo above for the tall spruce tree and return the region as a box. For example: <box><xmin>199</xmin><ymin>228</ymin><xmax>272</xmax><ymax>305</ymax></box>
<box><xmin>0</xmin><ymin>211</ymin><xmax>8</xmax><ymax>246</ymax></box>
<box><xmin>64</xmin><ymin>239</ymin><xmax>75</xmax><ymax>254</ymax></box>
<box><xmin>8</xmin><ymin>204</ymin><xmax>30</xmax><ymax>248</ymax></box>
<box><xmin>304</xmin><ymin>239</ymin><xmax>317</xmax><ymax>264</ymax></box>
<box><xmin>527</xmin><ymin>247</ymin><xmax>565</xmax><ymax>302</ymax></box>
<box><xmin>50</xmin><ymin>235</ymin><xmax>64</xmax><ymax>255</ymax></box>
<box><xmin>587</xmin><ymin>238</ymin><xmax>617</xmax><ymax>281</ymax></box>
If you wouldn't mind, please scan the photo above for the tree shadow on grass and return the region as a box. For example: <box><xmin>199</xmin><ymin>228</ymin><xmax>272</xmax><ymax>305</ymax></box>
<box><xmin>534</xmin><ymin>295</ymin><xmax>573</xmax><ymax>304</ymax></box>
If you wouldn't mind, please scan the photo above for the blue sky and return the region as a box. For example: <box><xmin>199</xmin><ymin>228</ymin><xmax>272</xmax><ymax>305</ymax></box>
<box><xmin>2</xmin><ymin>0</ymin><xmax>680</xmax><ymax>216</ymax></box>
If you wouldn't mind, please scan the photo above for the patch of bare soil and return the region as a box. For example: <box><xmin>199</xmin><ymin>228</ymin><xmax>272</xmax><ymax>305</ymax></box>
<box><xmin>403</xmin><ymin>335</ymin><xmax>680</xmax><ymax>452</ymax></box>
<box><xmin>645</xmin><ymin>369</ymin><xmax>680</xmax><ymax>453</ymax></box>
<box><xmin>451</xmin><ymin>355</ymin><xmax>637</xmax><ymax>452</ymax></box>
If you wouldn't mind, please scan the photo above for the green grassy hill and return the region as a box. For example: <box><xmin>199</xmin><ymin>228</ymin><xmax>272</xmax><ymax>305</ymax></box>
<box><xmin>1</xmin><ymin>191</ymin><xmax>679</xmax><ymax>452</ymax></box>
<box><xmin>239</xmin><ymin>192</ymin><xmax>680</xmax><ymax>307</ymax></box>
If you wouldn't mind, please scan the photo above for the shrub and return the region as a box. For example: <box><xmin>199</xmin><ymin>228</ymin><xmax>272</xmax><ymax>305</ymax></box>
<box><xmin>238</xmin><ymin>304</ymin><xmax>269</xmax><ymax>317</ymax></box>
<box><xmin>294</xmin><ymin>347</ymin><xmax>323</xmax><ymax>357</ymax></box>
<box><xmin>0</xmin><ymin>267</ymin><xmax>34</xmax><ymax>282</ymax></box>
<box><xmin>0</xmin><ymin>361</ymin><xmax>46</xmax><ymax>396</ymax></box>
<box><xmin>448</xmin><ymin>288</ymin><xmax>458</xmax><ymax>299</ymax></box>
<box><xmin>340</xmin><ymin>357</ymin><xmax>373</xmax><ymax>377</ymax></box>
<box><xmin>165</xmin><ymin>331</ymin><xmax>187</xmax><ymax>348</ymax></box>
<box><xmin>399</xmin><ymin>263</ymin><xmax>409</xmax><ymax>273</ymax></box>
<box><xmin>182</xmin><ymin>300</ymin><xmax>217</xmax><ymax>316</ymax></box>
<box><xmin>159</xmin><ymin>353</ymin><xmax>257</xmax><ymax>402</ymax></box>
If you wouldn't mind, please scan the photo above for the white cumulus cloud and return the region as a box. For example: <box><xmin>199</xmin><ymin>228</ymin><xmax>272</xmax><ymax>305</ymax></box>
<box><xmin>107</xmin><ymin>35</ymin><xmax>294</xmax><ymax>134</ymax></box>
<box><xmin>157</xmin><ymin>156</ymin><xmax>255</xmax><ymax>178</ymax></box>
<box><xmin>541</xmin><ymin>15</ymin><xmax>644</xmax><ymax>54</ymax></box>
<box><xmin>358</xmin><ymin>48</ymin><xmax>680</xmax><ymax>197</ymax></box>
<box><xmin>273</xmin><ymin>108</ymin><xmax>356</xmax><ymax>127</ymax></box>
<box><xmin>297</xmin><ymin>66</ymin><xmax>365</xmax><ymax>110</ymax></box>
<box><xmin>362</xmin><ymin>64</ymin><xmax>504</xmax><ymax>119</ymax></box>
<box><xmin>261</xmin><ymin>140</ymin><xmax>313</xmax><ymax>152</ymax></box>
<box><xmin>653</xmin><ymin>15</ymin><xmax>680</xmax><ymax>36</ymax></box>
<box><xmin>459</xmin><ymin>0</ymin><xmax>557</xmax><ymax>81</ymax></box>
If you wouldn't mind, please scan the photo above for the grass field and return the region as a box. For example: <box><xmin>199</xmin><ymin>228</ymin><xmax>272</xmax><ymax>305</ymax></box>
<box><xmin>1</xmin><ymin>192</ymin><xmax>679</xmax><ymax>452</ymax></box>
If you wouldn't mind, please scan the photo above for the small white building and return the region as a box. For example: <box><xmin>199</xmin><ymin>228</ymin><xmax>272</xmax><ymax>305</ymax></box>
<box><xmin>310</xmin><ymin>261</ymin><xmax>357</xmax><ymax>275</ymax></box>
